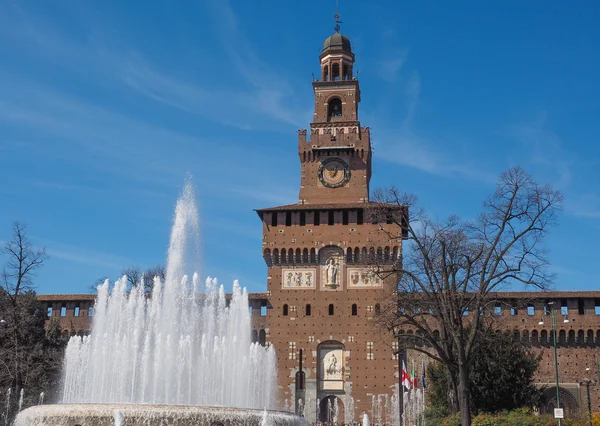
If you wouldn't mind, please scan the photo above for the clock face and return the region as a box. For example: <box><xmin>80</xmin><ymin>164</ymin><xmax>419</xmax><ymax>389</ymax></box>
<box><xmin>318</xmin><ymin>158</ymin><xmax>350</xmax><ymax>188</ymax></box>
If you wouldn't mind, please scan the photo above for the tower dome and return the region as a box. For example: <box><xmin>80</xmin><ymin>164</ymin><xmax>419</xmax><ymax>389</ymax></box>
<box><xmin>322</xmin><ymin>32</ymin><xmax>352</xmax><ymax>54</ymax></box>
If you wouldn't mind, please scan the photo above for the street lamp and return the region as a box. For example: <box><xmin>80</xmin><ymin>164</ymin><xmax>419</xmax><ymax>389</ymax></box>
<box><xmin>539</xmin><ymin>302</ymin><xmax>569</xmax><ymax>425</ymax></box>
<box><xmin>580</xmin><ymin>367</ymin><xmax>596</xmax><ymax>426</ymax></box>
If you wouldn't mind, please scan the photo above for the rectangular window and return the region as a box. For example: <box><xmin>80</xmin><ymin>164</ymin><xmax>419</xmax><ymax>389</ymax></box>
<box><xmin>392</xmin><ymin>342</ymin><xmax>399</xmax><ymax>360</ymax></box>
<box><xmin>47</xmin><ymin>307</ymin><xmax>53</xmax><ymax>317</ymax></box>
<box><xmin>328</xmin><ymin>211</ymin><xmax>334</xmax><ymax>225</ymax></box>
<box><xmin>578</xmin><ymin>299</ymin><xmax>585</xmax><ymax>315</ymax></box>
<box><xmin>60</xmin><ymin>305</ymin><xmax>67</xmax><ymax>317</ymax></box>
<box><xmin>527</xmin><ymin>304</ymin><xmax>535</xmax><ymax>316</ymax></box>
<box><xmin>463</xmin><ymin>307</ymin><xmax>469</xmax><ymax>316</ymax></box>
<box><xmin>595</xmin><ymin>299</ymin><xmax>600</xmax><ymax>315</ymax></box>
<box><xmin>88</xmin><ymin>306</ymin><xmax>94</xmax><ymax>317</ymax></box>
<box><xmin>271</xmin><ymin>213</ymin><xmax>277</xmax><ymax>227</ymax></box>
<box><xmin>260</xmin><ymin>306</ymin><xmax>267</xmax><ymax>317</ymax></box>
<box><xmin>367</xmin><ymin>342</ymin><xmax>374</xmax><ymax>360</ymax></box>
<box><xmin>300</xmin><ymin>211</ymin><xmax>306</xmax><ymax>226</ymax></box>
<box><xmin>288</xmin><ymin>342</ymin><xmax>296</xmax><ymax>360</ymax></box>
<box><xmin>342</xmin><ymin>210</ymin><xmax>349</xmax><ymax>225</ymax></box>
<box><xmin>314</xmin><ymin>211</ymin><xmax>320</xmax><ymax>226</ymax></box>
<box><xmin>74</xmin><ymin>305</ymin><xmax>80</xmax><ymax>317</ymax></box>
<box><xmin>348</xmin><ymin>336</ymin><xmax>354</xmax><ymax>343</ymax></box>
<box><xmin>561</xmin><ymin>305</ymin><xmax>568</xmax><ymax>316</ymax></box>
<box><xmin>357</xmin><ymin>209</ymin><xmax>364</xmax><ymax>225</ymax></box>
<box><xmin>494</xmin><ymin>303</ymin><xmax>502</xmax><ymax>316</ymax></box>
<box><xmin>510</xmin><ymin>306</ymin><xmax>517</xmax><ymax>316</ymax></box>
<box><xmin>308</xmin><ymin>336</ymin><xmax>315</xmax><ymax>343</ymax></box>
<box><xmin>285</xmin><ymin>212</ymin><xmax>292</xmax><ymax>226</ymax></box>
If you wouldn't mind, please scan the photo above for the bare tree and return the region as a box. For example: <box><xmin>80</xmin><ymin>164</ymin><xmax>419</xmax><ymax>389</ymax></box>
<box><xmin>91</xmin><ymin>265</ymin><xmax>166</xmax><ymax>294</ymax></box>
<box><xmin>368</xmin><ymin>167</ymin><xmax>562</xmax><ymax>426</ymax></box>
<box><xmin>1</xmin><ymin>222</ymin><xmax>48</xmax><ymax>304</ymax></box>
<box><xmin>122</xmin><ymin>265</ymin><xmax>166</xmax><ymax>294</ymax></box>
<box><xmin>0</xmin><ymin>222</ymin><xmax>64</xmax><ymax>424</ymax></box>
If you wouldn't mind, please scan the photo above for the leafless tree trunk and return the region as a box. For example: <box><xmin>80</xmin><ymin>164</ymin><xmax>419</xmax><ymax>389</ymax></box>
<box><xmin>368</xmin><ymin>167</ymin><xmax>562</xmax><ymax>426</ymax></box>
<box><xmin>1</xmin><ymin>222</ymin><xmax>48</xmax><ymax>303</ymax></box>
<box><xmin>1</xmin><ymin>222</ymin><xmax>50</xmax><ymax>422</ymax></box>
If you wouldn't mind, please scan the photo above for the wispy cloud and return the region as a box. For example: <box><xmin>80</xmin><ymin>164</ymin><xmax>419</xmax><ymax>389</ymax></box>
<box><xmin>377</xmin><ymin>49</ymin><xmax>409</xmax><ymax>83</ymax></box>
<box><xmin>509</xmin><ymin>113</ymin><xmax>574</xmax><ymax>190</ymax></box>
<box><xmin>35</xmin><ymin>238</ymin><xmax>137</xmax><ymax>271</ymax></box>
<box><xmin>371</xmin><ymin>71</ymin><xmax>495</xmax><ymax>182</ymax></box>
<box><xmin>567</xmin><ymin>193</ymin><xmax>600</xmax><ymax>219</ymax></box>
<box><xmin>0</xmin><ymin>0</ymin><xmax>309</xmax><ymax>131</ymax></box>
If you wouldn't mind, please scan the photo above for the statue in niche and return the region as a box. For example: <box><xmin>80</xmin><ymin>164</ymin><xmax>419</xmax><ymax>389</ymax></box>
<box><xmin>326</xmin><ymin>258</ymin><xmax>338</xmax><ymax>286</ymax></box>
<box><xmin>324</xmin><ymin>352</ymin><xmax>341</xmax><ymax>379</ymax></box>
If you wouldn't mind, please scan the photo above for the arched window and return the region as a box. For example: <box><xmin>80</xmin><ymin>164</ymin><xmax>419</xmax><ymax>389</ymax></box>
<box><xmin>351</xmin><ymin>304</ymin><xmax>357</xmax><ymax>316</ymax></box>
<box><xmin>283</xmin><ymin>304</ymin><xmax>289</xmax><ymax>316</ymax></box>
<box><xmin>323</xmin><ymin>65</ymin><xmax>329</xmax><ymax>81</ymax></box>
<box><xmin>329</xmin><ymin>304</ymin><xmax>335</xmax><ymax>316</ymax></box>
<box><xmin>375</xmin><ymin>304</ymin><xmax>381</xmax><ymax>316</ymax></box>
<box><xmin>332</xmin><ymin>63</ymin><xmax>340</xmax><ymax>80</ymax></box>
<box><xmin>251</xmin><ymin>329</ymin><xmax>258</xmax><ymax>343</ymax></box>
<box><xmin>306</xmin><ymin>304</ymin><xmax>311</xmax><ymax>316</ymax></box>
<box><xmin>258</xmin><ymin>329</ymin><xmax>266</xmax><ymax>346</ymax></box>
<box><xmin>328</xmin><ymin>98</ymin><xmax>342</xmax><ymax>120</ymax></box>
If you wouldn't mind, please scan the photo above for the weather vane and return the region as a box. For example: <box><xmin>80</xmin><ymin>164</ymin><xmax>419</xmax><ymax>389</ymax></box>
<box><xmin>334</xmin><ymin>0</ymin><xmax>343</xmax><ymax>33</ymax></box>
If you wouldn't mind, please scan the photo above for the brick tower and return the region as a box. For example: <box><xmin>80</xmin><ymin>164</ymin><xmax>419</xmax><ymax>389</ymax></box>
<box><xmin>255</xmin><ymin>19</ymin><xmax>404</xmax><ymax>424</ymax></box>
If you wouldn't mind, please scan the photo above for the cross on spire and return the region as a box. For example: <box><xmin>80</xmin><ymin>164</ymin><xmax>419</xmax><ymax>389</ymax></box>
<box><xmin>334</xmin><ymin>0</ymin><xmax>343</xmax><ymax>33</ymax></box>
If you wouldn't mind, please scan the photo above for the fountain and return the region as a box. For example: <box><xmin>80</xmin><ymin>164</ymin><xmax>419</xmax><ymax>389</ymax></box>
<box><xmin>15</xmin><ymin>181</ymin><xmax>306</xmax><ymax>426</ymax></box>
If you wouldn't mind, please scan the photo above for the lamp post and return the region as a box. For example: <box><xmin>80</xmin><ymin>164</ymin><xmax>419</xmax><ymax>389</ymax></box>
<box><xmin>539</xmin><ymin>302</ymin><xmax>568</xmax><ymax>425</ymax></box>
<box><xmin>581</xmin><ymin>367</ymin><xmax>596</xmax><ymax>426</ymax></box>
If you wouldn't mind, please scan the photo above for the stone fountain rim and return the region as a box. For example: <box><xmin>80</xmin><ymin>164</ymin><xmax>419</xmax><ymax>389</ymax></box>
<box><xmin>20</xmin><ymin>403</ymin><xmax>297</xmax><ymax>415</ymax></box>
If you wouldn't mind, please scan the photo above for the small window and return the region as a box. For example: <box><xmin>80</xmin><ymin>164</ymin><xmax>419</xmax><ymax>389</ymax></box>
<box><xmin>283</xmin><ymin>304</ymin><xmax>289</xmax><ymax>316</ymax></box>
<box><xmin>300</xmin><ymin>211</ymin><xmax>306</xmax><ymax>226</ymax></box>
<box><xmin>578</xmin><ymin>299</ymin><xmax>585</xmax><ymax>315</ymax></box>
<box><xmin>329</xmin><ymin>304</ymin><xmax>334</xmax><ymax>316</ymax></box>
<box><xmin>527</xmin><ymin>304</ymin><xmax>535</xmax><ymax>316</ymax></box>
<box><xmin>357</xmin><ymin>209</ymin><xmax>363</xmax><ymax>225</ymax></box>
<box><xmin>271</xmin><ymin>213</ymin><xmax>277</xmax><ymax>227</ymax></box>
<box><xmin>494</xmin><ymin>303</ymin><xmax>502</xmax><ymax>316</ymax></box>
<box><xmin>463</xmin><ymin>307</ymin><xmax>469</xmax><ymax>316</ymax></box>
<box><xmin>351</xmin><ymin>304</ymin><xmax>357</xmax><ymax>316</ymax></box>
<box><xmin>595</xmin><ymin>299</ymin><xmax>600</xmax><ymax>315</ymax></box>
<box><xmin>47</xmin><ymin>307</ymin><xmax>53</xmax><ymax>317</ymax></box>
<box><xmin>74</xmin><ymin>305</ymin><xmax>80</xmax><ymax>317</ymax></box>
<box><xmin>285</xmin><ymin>212</ymin><xmax>292</xmax><ymax>227</ymax></box>
<box><xmin>510</xmin><ymin>306</ymin><xmax>517</xmax><ymax>316</ymax></box>
<box><xmin>375</xmin><ymin>304</ymin><xmax>381</xmax><ymax>316</ymax></box>
<box><xmin>260</xmin><ymin>306</ymin><xmax>267</xmax><ymax>317</ymax></box>
<box><xmin>60</xmin><ymin>305</ymin><xmax>67</xmax><ymax>317</ymax></box>
<box><xmin>306</xmin><ymin>304</ymin><xmax>311</xmax><ymax>316</ymax></box>
<box><xmin>328</xmin><ymin>211</ymin><xmax>334</xmax><ymax>225</ymax></box>
<box><xmin>88</xmin><ymin>306</ymin><xmax>94</xmax><ymax>317</ymax></box>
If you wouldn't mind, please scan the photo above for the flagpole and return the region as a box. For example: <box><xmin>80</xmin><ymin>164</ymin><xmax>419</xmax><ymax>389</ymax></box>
<box><xmin>398</xmin><ymin>348</ymin><xmax>404</xmax><ymax>426</ymax></box>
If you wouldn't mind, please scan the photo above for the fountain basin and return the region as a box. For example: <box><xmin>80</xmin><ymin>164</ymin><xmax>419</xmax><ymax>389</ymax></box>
<box><xmin>15</xmin><ymin>404</ymin><xmax>308</xmax><ymax>426</ymax></box>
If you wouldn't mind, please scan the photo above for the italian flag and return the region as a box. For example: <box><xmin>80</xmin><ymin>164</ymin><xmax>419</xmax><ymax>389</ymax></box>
<box><xmin>401</xmin><ymin>360</ymin><xmax>411</xmax><ymax>390</ymax></box>
<box><xmin>411</xmin><ymin>360</ymin><xmax>418</xmax><ymax>388</ymax></box>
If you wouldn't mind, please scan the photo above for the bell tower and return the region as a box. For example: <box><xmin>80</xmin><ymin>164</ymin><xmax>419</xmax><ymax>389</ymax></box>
<box><xmin>297</xmin><ymin>19</ymin><xmax>371</xmax><ymax>205</ymax></box>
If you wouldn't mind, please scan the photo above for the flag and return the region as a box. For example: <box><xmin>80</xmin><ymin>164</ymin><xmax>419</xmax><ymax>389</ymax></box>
<box><xmin>401</xmin><ymin>360</ymin><xmax>411</xmax><ymax>390</ymax></box>
<box><xmin>411</xmin><ymin>359</ymin><xmax>418</xmax><ymax>388</ymax></box>
<box><xmin>421</xmin><ymin>359</ymin><xmax>427</xmax><ymax>388</ymax></box>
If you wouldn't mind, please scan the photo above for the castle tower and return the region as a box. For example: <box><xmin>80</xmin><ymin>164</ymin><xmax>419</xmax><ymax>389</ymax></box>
<box><xmin>298</xmin><ymin>24</ymin><xmax>371</xmax><ymax>205</ymax></box>
<box><xmin>256</xmin><ymin>18</ymin><xmax>403</xmax><ymax>424</ymax></box>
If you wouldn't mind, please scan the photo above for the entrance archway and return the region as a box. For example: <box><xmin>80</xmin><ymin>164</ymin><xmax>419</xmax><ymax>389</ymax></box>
<box><xmin>319</xmin><ymin>395</ymin><xmax>344</xmax><ymax>424</ymax></box>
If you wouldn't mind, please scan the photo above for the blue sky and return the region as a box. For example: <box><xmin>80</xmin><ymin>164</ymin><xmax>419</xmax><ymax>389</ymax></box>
<box><xmin>1</xmin><ymin>0</ymin><xmax>599</xmax><ymax>294</ymax></box>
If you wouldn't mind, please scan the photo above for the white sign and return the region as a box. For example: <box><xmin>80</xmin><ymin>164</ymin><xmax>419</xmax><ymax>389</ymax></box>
<box><xmin>554</xmin><ymin>408</ymin><xmax>564</xmax><ymax>419</ymax></box>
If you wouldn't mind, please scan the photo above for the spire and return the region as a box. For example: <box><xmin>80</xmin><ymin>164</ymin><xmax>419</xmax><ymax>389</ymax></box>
<box><xmin>334</xmin><ymin>0</ymin><xmax>342</xmax><ymax>33</ymax></box>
